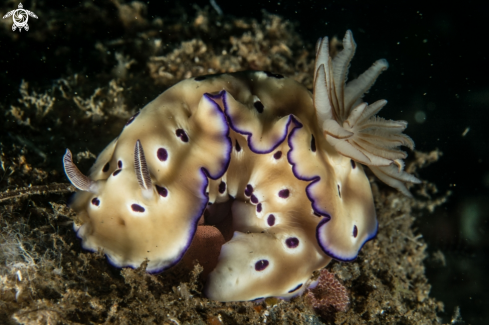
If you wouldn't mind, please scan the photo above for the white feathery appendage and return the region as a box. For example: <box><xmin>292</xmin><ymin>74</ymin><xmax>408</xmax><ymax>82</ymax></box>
<box><xmin>134</xmin><ymin>140</ymin><xmax>154</xmax><ymax>200</ymax></box>
<box><xmin>313</xmin><ymin>30</ymin><xmax>419</xmax><ymax>196</ymax></box>
<box><xmin>314</xmin><ymin>65</ymin><xmax>334</xmax><ymax>125</ymax></box>
<box><xmin>369</xmin><ymin>164</ymin><xmax>421</xmax><ymax>198</ymax></box>
<box><xmin>63</xmin><ymin>149</ymin><xmax>98</xmax><ymax>193</ymax></box>
<box><xmin>344</xmin><ymin>59</ymin><xmax>389</xmax><ymax>110</ymax></box>
<box><xmin>331</xmin><ymin>30</ymin><xmax>356</xmax><ymax>121</ymax></box>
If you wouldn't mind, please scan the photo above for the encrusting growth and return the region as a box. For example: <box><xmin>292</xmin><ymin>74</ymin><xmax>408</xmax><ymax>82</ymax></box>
<box><xmin>307</xmin><ymin>269</ymin><xmax>350</xmax><ymax>313</ymax></box>
<box><xmin>62</xmin><ymin>30</ymin><xmax>419</xmax><ymax>302</ymax></box>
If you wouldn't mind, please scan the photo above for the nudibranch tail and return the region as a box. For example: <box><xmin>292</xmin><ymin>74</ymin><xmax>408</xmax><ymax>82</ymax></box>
<box><xmin>63</xmin><ymin>149</ymin><xmax>98</xmax><ymax>193</ymax></box>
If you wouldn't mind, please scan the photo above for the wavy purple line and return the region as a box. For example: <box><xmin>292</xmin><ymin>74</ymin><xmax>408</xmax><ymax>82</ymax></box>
<box><xmin>286</xmin><ymin>118</ymin><xmax>377</xmax><ymax>262</ymax></box>
<box><xmin>222</xmin><ymin>91</ymin><xmax>294</xmax><ymax>154</ymax></box>
<box><xmin>74</xmin><ymin>92</ymin><xmax>232</xmax><ymax>273</ymax></box>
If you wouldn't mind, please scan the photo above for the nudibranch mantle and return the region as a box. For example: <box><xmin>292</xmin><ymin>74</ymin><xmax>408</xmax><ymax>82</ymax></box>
<box><xmin>63</xmin><ymin>30</ymin><xmax>419</xmax><ymax>302</ymax></box>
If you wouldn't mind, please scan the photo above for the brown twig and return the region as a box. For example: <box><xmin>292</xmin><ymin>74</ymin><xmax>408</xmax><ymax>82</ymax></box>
<box><xmin>0</xmin><ymin>183</ymin><xmax>76</xmax><ymax>203</ymax></box>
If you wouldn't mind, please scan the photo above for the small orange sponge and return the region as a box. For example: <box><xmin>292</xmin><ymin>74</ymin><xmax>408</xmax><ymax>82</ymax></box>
<box><xmin>180</xmin><ymin>225</ymin><xmax>225</xmax><ymax>278</ymax></box>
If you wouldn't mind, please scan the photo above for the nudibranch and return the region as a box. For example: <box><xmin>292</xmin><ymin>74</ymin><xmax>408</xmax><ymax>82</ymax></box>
<box><xmin>63</xmin><ymin>30</ymin><xmax>420</xmax><ymax>302</ymax></box>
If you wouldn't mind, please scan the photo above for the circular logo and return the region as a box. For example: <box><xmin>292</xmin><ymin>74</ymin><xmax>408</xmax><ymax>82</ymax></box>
<box><xmin>13</xmin><ymin>9</ymin><xmax>28</xmax><ymax>28</ymax></box>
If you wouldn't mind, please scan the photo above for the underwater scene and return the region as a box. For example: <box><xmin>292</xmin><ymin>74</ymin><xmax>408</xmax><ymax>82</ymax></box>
<box><xmin>0</xmin><ymin>1</ymin><xmax>487</xmax><ymax>324</ymax></box>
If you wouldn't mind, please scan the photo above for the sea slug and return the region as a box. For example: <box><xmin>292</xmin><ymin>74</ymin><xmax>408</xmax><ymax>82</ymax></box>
<box><xmin>63</xmin><ymin>30</ymin><xmax>420</xmax><ymax>302</ymax></box>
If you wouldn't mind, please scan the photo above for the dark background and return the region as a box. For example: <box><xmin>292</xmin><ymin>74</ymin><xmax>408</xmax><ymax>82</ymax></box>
<box><xmin>1</xmin><ymin>0</ymin><xmax>488</xmax><ymax>324</ymax></box>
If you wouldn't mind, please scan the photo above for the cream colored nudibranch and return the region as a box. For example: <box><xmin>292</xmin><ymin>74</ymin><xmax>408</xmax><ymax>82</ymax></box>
<box><xmin>63</xmin><ymin>30</ymin><xmax>419</xmax><ymax>301</ymax></box>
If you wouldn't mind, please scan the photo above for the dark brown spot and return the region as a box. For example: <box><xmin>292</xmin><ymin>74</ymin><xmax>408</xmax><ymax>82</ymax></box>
<box><xmin>267</xmin><ymin>214</ymin><xmax>275</xmax><ymax>226</ymax></box>
<box><xmin>278</xmin><ymin>189</ymin><xmax>289</xmax><ymax>198</ymax></box>
<box><xmin>91</xmin><ymin>197</ymin><xmax>100</xmax><ymax>206</ymax></box>
<box><xmin>253</xmin><ymin>101</ymin><xmax>264</xmax><ymax>113</ymax></box>
<box><xmin>337</xmin><ymin>184</ymin><xmax>341</xmax><ymax>198</ymax></box>
<box><xmin>119</xmin><ymin>219</ymin><xmax>125</xmax><ymax>226</ymax></box>
<box><xmin>285</xmin><ymin>237</ymin><xmax>299</xmax><ymax>248</ymax></box>
<box><xmin>176</xmin><ymin>129</ymin><xmax>189</xmax><ymax>142</ymax></box>
<box><xmin>250</xmin><ymin>194</ymin><xmax>258</xmax><ymax>204</ymax></box>
<box><xmin>244</xmin><ymin>184</ymin><xmax>253</xmax><ymax>197</ymax></box>
<box><xmin>311</xmin><ymin>134</ymin><xmax>316</xmax><ymax>152</ymax></box>
<box><xmin>156</xmin><ymin>185</ymin><xmax>168</xmax><ymax>197</ymax></box>
<box><xmin>351</xmin><ymin>159</ymin><xmax>356</xmax><ymax>169</ymax></box>
<box><xmin>157</xmin><ymin>148</ymin><xmax>168</xmax><ymax>161</ymax></box>
<box><xmin>235</xmin><ymin>139</ymin><xmax>241</xmax><ymax>152</ymax></box>
<box><xmin>131</xmin><ymin>204</ymin><xmax>145</xmax><ymax>213</ymax></box>
<box><xmin>255</xmin><ymin>260</ymin><xmax>269</xmax><ymax>271</ymax></box>
<box><xmin>219</xmin><ymin>181</ymin><xmax>226</xmax><ymax>194</ymax></box>
<box><xmin>194</xmin><ymin>75</ymin><xmax>206</xmax><ymax>81</ymax></box>
<box><xmin>102</xmin><ymin>162</ymin><xmax>110</xmax><ymax>172</ymax></box>
<box><xmin>273</xmin><ymin>151</ymin><xmax>282</xmax><ymax>159</ymax></box>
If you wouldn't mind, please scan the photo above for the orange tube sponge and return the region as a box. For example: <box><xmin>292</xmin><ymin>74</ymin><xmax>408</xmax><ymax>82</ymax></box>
<box><xmin>180</xmin><ymin>225</ymin><xmax>225</xmax><ymax>278</ymax></box>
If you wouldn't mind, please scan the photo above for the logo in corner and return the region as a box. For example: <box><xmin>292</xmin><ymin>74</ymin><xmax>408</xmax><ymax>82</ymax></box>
<box><xmin>2</xmin><ymin>3</ymin><xmax>38</xmax><ymax>32</ymax></box>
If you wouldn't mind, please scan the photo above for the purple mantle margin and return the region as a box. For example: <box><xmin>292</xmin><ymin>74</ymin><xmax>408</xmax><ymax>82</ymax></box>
<box><xmin>73</xmin><ymin>92</ymin><xmax>232</xmax><ymax>274</ymax></box>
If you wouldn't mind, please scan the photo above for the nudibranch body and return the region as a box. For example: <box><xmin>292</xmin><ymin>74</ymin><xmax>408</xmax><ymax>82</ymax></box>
<box><xmin>64</xmin><ymin>31</ymin><xmax>419</xmax><ymax>302</ymax></box>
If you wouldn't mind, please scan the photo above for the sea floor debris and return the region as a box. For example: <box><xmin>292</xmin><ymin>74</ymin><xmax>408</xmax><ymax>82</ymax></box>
<box><xmin>0</xmin><ymin>157</ymin><xmax>448</xmax><ymax>324</ymax></box>
<box><xmin>0</xmin><ymin>1</ymin><xmax>449</xmax><ymax>324</ymax></box>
